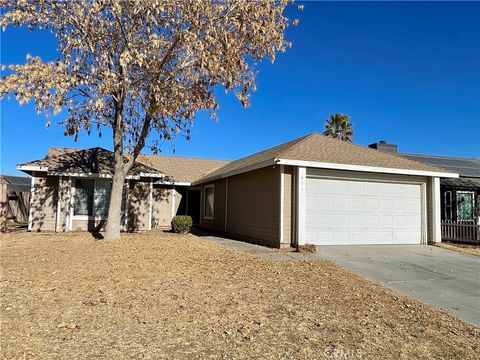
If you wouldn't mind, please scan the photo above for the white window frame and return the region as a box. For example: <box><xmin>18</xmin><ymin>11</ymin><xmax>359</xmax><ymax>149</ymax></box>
<box><xmin>72</xmin><ymin>178</ymin><xmax>112</xmax><ymax>221</ymax></box>
<box><xmin>203</xmin><ymin>184</ymin><xmax>215</xmax><ymax>220</ymax></box>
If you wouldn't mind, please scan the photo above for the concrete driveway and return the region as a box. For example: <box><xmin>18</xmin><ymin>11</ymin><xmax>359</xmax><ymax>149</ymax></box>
<box><xmin>316</xmin><ymin>245</ymin><xmax>480</xmax><ymax>327</ymax></box>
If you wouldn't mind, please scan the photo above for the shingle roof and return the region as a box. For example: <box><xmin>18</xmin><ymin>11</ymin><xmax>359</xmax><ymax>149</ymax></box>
<box><xmin>401</xmin><ymin>154</ymin><xmax>480</xmax><ymax>178</ymax></box>
<box><xmin>137</xmin><ymin>155</ymin><xmax>230</xmax><ymax>183</ymax></box>
<box><xmin>195</xmin><ymin>133</ymin><xmax>455</xmax><ymax>183</ymax></box>
<box><xmin>0</xmin><ymin>175</ymin><xmax>31</xmax><ymax>192</ymax></box>
<box><xmin>18</xmin><ymin>147</ymin><xmax>162</xmax><ymax>178</ymax></box>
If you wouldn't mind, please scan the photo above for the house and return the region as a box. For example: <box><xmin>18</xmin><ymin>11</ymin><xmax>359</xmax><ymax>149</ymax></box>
<box><xmin>17</xmin><ymin>133</ymin><xmax>458</xmax><ymax>247</ymax></box>
<box><xmin>369</xmin><ymin>141</ymin><xmax>480</xmax><ymax>243</ymax></box>
<box><xmin>0</xmin><ymin>175</ymin><xmax>31</xmax><ymax>231</ymax></box>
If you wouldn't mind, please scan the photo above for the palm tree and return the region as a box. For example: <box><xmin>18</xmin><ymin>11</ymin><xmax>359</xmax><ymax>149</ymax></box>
<box><xmin>323</xmin><ymin>113</ymin><xmax>354</xmax><ymax>142</ymax></box>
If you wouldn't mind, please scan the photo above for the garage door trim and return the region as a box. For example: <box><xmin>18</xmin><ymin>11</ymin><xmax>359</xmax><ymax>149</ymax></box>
<box><xmin>298</xmin><ymin>170</ymin><xmax>427</xmax><ymax>246</ymax></box>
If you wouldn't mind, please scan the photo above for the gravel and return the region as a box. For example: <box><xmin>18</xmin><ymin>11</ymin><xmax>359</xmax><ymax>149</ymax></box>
<box><xmin>1</xmin><ymin>231</ymin><xmax>478</xmax><ymax>359</ymax></box>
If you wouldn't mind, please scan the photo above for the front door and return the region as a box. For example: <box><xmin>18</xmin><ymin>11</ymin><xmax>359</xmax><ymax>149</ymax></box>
<box><xmin>187</xmin><ymin>189</ymin><xmax>201</xmax><ymax>224</ymax></box>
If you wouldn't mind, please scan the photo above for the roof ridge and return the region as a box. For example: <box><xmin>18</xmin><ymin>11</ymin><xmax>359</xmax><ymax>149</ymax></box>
<box><xmin>280</xmin><ymin>133</ymin><xmax>445</xmax><ymax>171</ymax></box>
<box><xmin>276</xmin><ymin>133</ymin><xmax>319</xmax><ymax>159</ymax></box>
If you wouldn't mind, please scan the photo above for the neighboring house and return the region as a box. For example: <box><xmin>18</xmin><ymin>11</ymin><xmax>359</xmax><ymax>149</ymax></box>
<box><xmin>401</xmin><ymin>154</ymin><xmax>479</xmax><ymax>243</ymax></box>
<box><xmin>18</xmin><ymin>133</ymin><xmax>458</xmax><ymax>247</ymax></box>
<box><xmin>0</xmin><ymin>175</ymin><xmax>31</xmax><ymax>224</ymax></box>
<box><xmin>369</xmin><ymin>141</ymin><xmax>480</xmax><ymax>243</ymax></box>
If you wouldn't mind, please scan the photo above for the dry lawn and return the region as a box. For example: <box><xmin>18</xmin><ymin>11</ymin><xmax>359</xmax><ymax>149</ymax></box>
<box><xmin>1</xmin><ymin>232</ymin><xmax>478</xmax><ymax>359</ymax></box>
<box><xmin>436</xmin><ymin>242</ymin><xmax>480</xmax><ymax>257</ymax></box>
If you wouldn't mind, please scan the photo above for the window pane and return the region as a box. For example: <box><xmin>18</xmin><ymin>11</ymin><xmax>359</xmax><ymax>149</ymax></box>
<box><xmin>74</xmin><ymin>179</ymin><xmax>94</xmax><ymax>216</ymax></box>
<box><xmin>204</xmin><ymin>187</ymin><xmax>214</xmax><ymax>218</ymax></box>
<box><xmin>94</xmin><ymin>181</ymin><xmax>112</xmax><ymax>217</ymax></box>
<box><xmin>457</xmin><ymin>192</ymin><xmax>474</xmax><ymax>221</ymax></box>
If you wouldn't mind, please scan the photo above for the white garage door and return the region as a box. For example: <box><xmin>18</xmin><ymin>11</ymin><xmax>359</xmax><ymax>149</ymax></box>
<box><xmin>305</xmin><ymin>177</ymin><xmax>422</xmax><ymax>245</ymax></box>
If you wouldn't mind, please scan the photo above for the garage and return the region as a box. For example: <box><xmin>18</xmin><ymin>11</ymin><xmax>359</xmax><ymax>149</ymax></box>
<box><xmin>305</xmin><ymin>176</ymin><xmax>424</xmax><ymax>245</ymax></box>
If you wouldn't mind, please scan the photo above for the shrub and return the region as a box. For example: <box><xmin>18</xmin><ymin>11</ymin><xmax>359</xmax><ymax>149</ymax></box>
<box><xmin>171</xmin><ymin>215</ymin><xmax>193</xmax><ymax>234</ymax></box>
<box><xmin>296</xmin><ymin>244</ymin><xmax>316</xmax><ymax>253</ymax></box>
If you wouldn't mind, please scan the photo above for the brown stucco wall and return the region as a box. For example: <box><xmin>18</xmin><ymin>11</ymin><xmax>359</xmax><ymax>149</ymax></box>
<box><xmin>226</xmin><ymin>166</ymin><xmax>281</xmax><ymax>247</ymax></box>
<box><xmin>30</xmin><ymin>175</ymin><xmax>58</xmax><ymax>232</ymax></box>
<box><xmin>200</xmin><ymin>179</ymin><xmax>226</xmax><ymax>233</ymax></box>
<box><xmin>200</xmin><ymin>166</ymin><xmax>281</xmax><ymax>247</ymax></box>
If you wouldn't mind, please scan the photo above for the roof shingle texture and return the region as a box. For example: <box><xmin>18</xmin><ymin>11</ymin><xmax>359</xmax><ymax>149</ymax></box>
<box><xmin>19</xmin><ymin>147</ymin><xmax>159</xmax><ymax>177</ymax></box>
<box><xmin>137</xmin><ymin>155</ymin><xmax>230</xmax><ymax>183</ymax></box>
<box><xmin>197</xmin><ymin>133</ymin><xmax>450</xmax><ymax>182</ymax></box>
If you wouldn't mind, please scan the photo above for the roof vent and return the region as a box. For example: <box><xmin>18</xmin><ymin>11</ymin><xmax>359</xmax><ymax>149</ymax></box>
<box><xmin>368</xmin><ymin>140</ymin><xmax>398</xmax><ymax>153</ymax></box>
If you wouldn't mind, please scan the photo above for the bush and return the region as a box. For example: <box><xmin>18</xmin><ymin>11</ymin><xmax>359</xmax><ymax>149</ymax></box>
<box><xmin>171</xmin><ymin>215</ymin><xmax>193</xmax><ymax>234</ymax></box>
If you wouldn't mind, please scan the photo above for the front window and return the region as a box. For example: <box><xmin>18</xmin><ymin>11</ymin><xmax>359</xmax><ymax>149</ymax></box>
<box><xmin>457</xmin><ymin>191</ymin><xmax>474</xmax><ymax>221</ymax></box>
<box><xmin>204</xmin><ymin>185</ymin><xmax>214</xmax><ymax>219</ymax></box>
<box><xmin>74</xmin><ymin>179</ymin><xmax>112</xmax><ymax>218</ymax></box>
<box><xmin>74</xmin><ymin>179</ymin><xmax>94</xmax><ymax>216</ymax></box>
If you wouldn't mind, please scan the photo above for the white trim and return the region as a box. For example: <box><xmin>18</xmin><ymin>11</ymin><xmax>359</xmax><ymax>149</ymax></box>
<box><xmin>279</xmin><ymin>165</ymin><xmax>284</xmax><ymax>245</ymax></box>
<box><xmin>17</xmin><ymin>165</ymin><xmax>48</xmax><ymax>172</ymax></box>
<box><xmin>148</xmin><ymin>179</ymin><xmax>153</xmax><ymax>230</ymax></box>
<box><xmin>203</xmin><ymin>184</ymin><xmax>215</xmax><ymax>220</ymax></box>
<box><xmin>276</xmin><ymin>159</ymin><xmax>459</xmax><ymax>178</ymax></box>
<box><xmin>296</xmin><ymin>167</ymin><xmax>306</xmax><ymax>245</ymax></box>
<box><xmin>124</xmin><ymin>181</ymin><xmax>130</xmax><ymax>231</ymax></box>
<box><xmin>45</xmin><ymin>172</ymin><xmax>162</xmax><ymax>180</ymax></box>
<box><xmin>56</xmin><ymin>176</ymin><xmax>62</xmax><ymax>232</ymax></box>
<box><xmin>193</xmin><ymin>159</ymin><xmax>276</xmax><ymax>185</ymax></box>
<box><xmin>27</xmin><ymin>172</ymin><xmax>35</xmax><ymax>231</ymax></box>
<box><xmin>224</xmin><ymin>178</ymin><xmax>228</xmax><ymax>232</ymax></box>
<box><xmin>431</xmin><ymin>177</ymin><xmax>442</xmax><ymax>243</ymax></box>
<box><xmin>68</xmin><ymin>178</ymin><xmax>74</xmax><ymax>231</ymax></box>
<box><xmin>154</xmin><ymin>180</ymin><xmax>191</xmax><ymax>186</ymax></box>
<box><xmin>421</xmin><ymin>182</ymin><xmax>428</xmax><ymax>245</ymax></box>
<box><xmin>171</xmin><ymin>186</ymin><xmax>176</xmax><ymax>218</ymax></box>
<box><xmin>71</xmin><ymin>215</ymin><xmax>108</xmax><ymax>221</ymax></box>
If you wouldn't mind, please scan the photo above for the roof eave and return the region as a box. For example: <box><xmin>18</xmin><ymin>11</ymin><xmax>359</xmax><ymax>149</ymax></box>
<box><xmin>276</xmin><ymin>159</ymin><xmax>460</xmax><ymax>178</ymax></box>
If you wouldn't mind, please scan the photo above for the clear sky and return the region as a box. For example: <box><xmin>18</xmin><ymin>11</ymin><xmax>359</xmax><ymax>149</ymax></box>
<box><xmin>1</xmin><ymin>1</ymin><xmax>479</xmax><ymax>176</ymax></box>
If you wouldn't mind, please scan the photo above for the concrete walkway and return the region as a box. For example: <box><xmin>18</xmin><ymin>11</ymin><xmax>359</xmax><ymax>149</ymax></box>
<box><xmin>203</xmin><ymin>235</ymin><xmax>480</xmax><ymax>327</ymax></box>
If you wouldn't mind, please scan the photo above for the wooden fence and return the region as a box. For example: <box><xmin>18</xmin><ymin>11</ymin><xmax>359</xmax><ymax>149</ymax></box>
<box><xmin>441</xmin><ymin>221</ymin><xmax>480</xmax><ymax>245</ymax></box>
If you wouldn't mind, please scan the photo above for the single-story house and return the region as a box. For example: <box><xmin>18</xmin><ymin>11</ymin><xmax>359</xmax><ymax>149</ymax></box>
<box><xmin>18</xmin><ymin>133</ymin><xmax>459</xmax><ymax>247</ymax></box>
<box><xmin>368</xmin><ymin>141</ymin><xmax>480</xmax><ymax>243</ymax></box>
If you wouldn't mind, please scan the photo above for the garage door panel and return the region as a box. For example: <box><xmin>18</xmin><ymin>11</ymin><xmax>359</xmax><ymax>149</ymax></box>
<box><xmin>305</xmin><ymin>177</ymin><xmax>422</xmax><ymax>245</ymax></box>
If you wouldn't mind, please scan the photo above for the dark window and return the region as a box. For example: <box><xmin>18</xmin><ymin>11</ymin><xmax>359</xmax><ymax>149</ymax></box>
<box><xmin>204</xmin><ymin>185</ymin><xmax>214</xmax><ymax>219</ymax></box>
<box><xmin>74</xmin><ymin>179</ymin><xmax>112</xmax><ymax>217</ymax></box>
<box><xmin>444</xmin><ymin>191</ymin><xmax>453</xmax><ymax>221</ymax></box>
<box><xmin>74</xmin><ymin>179</ymin><xmax>94</xmax><ymax>216</ymax></box>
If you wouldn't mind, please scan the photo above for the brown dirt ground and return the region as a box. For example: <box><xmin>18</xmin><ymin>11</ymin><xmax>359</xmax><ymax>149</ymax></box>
<box><xmin>1</xmin><ymin>232</ymin><xmax>478</xmax><ymax>359</ymax></box>
<box><xmin>435</xmin><ymin>242</ymin><xmax>480</xmax><ymax>257</ymax></box>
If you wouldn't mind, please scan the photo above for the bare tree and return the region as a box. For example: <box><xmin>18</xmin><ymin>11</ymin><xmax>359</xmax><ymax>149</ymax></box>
<box><xmin>0</xmin><ymin>0</ymin><xmax>298</xmax><ymax>239</ymax></box>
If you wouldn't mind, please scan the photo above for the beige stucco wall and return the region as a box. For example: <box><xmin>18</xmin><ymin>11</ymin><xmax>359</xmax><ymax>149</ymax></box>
<box><xmin>128</xmin><ymin>180</ymin><xmax>151</xmax><ymax>231</ymax></box>
<box><xmin>30</xmin><ymin>175</ymin><xmax>58</xmax><ymax>232</ymax></box>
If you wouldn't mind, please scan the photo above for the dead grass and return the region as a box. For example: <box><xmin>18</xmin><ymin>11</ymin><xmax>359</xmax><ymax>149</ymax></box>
<box><xmin>436</xmin><ymin>242</ymin><xmax>480</xmax><ymax>257</ymax></box>
<box><xmin>1</xmin><ymin>231</ymin><xmax>478</xmax><ymax>359</ymax></box>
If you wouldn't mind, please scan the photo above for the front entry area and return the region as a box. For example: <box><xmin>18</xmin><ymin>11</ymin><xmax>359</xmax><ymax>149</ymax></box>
<box><xmin>305</xmin><ymin>176</ymin><xmax>423</xmax><ymax>245</ymax></box>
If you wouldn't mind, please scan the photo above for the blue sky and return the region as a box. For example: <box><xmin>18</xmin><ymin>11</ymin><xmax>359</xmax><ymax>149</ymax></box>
<box><xmin>1</xmin><ymin>1</ymin><xmax>479</xmax><ymax>176</ymax></box>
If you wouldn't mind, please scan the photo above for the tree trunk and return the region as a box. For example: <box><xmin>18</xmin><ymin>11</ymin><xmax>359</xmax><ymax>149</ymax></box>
<box><xmin>104</xmin><ymin>168</ymin><xmax>127</xmax><ymax>240</ymax></box>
